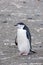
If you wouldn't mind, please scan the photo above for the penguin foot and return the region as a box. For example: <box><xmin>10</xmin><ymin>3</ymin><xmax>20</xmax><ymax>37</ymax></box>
<box><xmin>19</xmin><ymin>52</ymin><xmax>28</xmax><ymax>55</ymax></box>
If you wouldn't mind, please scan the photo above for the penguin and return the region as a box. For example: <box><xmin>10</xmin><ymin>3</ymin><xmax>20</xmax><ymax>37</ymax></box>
<box><xmin>14</xmin><ymin>22</ymin><xmax>35</xmax><ymax>55</ymax></box>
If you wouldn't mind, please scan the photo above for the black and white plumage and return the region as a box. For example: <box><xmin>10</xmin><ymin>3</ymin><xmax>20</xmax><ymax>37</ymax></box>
<box><xmin>14</xmin><ymin>22</ymin><xmax>35</xmax><ymax>55</ymax></box>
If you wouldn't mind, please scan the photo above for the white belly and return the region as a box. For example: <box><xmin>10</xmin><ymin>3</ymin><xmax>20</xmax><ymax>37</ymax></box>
<box><xmin>17</xmin><ymin>29</ymin><xmax>30</xmax><ymax>53</ymax></box>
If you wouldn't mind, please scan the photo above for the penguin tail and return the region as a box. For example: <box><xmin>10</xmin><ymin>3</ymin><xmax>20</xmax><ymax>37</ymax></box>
<box><xmin>30</xmin><ymin>49</ymin><xmax>36</xmax><ymax>54</ymax></box>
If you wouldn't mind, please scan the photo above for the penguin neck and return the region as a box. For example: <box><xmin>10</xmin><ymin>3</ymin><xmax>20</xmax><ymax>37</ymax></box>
<box><xmin>18</xmin><ymin>27</ymin><xmax>23</xmax><ymax>30</ymax></box>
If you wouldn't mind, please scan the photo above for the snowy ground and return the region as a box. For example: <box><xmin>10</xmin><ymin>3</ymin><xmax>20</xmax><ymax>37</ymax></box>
<box><xmin>0</xmin><ymin>0</ymin><xmax>43</xmax><ymax>65</ymax></box>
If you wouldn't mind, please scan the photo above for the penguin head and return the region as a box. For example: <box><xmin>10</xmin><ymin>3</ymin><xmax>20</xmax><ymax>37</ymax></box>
<box><xmin>14</xmin><ymin>22</ymin><xmax>25</xmax><ymax>29</ymax></box>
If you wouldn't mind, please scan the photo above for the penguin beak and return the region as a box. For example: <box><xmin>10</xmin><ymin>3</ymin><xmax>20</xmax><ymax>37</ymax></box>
<box><xmin>14</xmin><ymin>24</ymin><xmax>17</xmax><ymax>26</ymax></box>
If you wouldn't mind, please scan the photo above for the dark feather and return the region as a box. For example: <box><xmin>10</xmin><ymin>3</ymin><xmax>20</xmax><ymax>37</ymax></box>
<box><xmin>15</xmin><ymin>36</ymin><xmax>18</xmax><ymax>45</ymax></box>
<box><xmin>23</xmin><ymin>25</ymin><xmax>32</xmax><ymax>50</ymax></box>
<box><xmin>30</xmin><ymin>49</ymin><xmax>36</xmax><ymax>53</ymax></box>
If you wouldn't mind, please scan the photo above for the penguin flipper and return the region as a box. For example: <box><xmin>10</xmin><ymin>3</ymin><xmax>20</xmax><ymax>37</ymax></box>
<box><xmin>15</xmin><ymin>36</ymin><xmax>18</xmax><ymax>45</ymax></box>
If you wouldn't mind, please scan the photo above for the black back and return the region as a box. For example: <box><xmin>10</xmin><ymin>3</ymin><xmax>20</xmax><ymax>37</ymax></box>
<box><xmin>23</xmin><ymin>25</ymin><xmax>32</xmax><ymax>50</ymax></box>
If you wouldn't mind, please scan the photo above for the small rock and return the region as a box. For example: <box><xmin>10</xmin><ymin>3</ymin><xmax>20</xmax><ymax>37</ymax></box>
<box><xmin>3</xmin><ymin>20</ymin><xmax>7</xmax><ymax>23</ymax></box>
<box><xmin>27</xmin><ymin>17</ymin><xmax>32</xmax><ymax>20</ymax></box>
<box><xmin>23</xmin><ymin>1</ymin><xmax>26</xmax><ymax>4</ymax></box>
<box><xmin>38</xmin><ymin>0</ymin><xmax>40</xmax><ymax>1</ymax></box>
<box><xmin>7</xmin><ymin>14</ymin><xmax>11</xmax><ymax>16</ymax></box>
<box><xmin>39</xmin><ymin>46</ymin><xmax>42</xmax><ymax>48</ymax></box>
<box><xmin>40</xmin><ymin>24</ymin><xmax>43</xmax><ymax>26</ymax></box>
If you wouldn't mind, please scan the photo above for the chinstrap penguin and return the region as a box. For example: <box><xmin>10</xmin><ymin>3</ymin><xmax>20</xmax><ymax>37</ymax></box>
<box><xmin>14</xmin><ymin>22</ymin><xmax>35</xmax><ymax>55</ymax></box>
